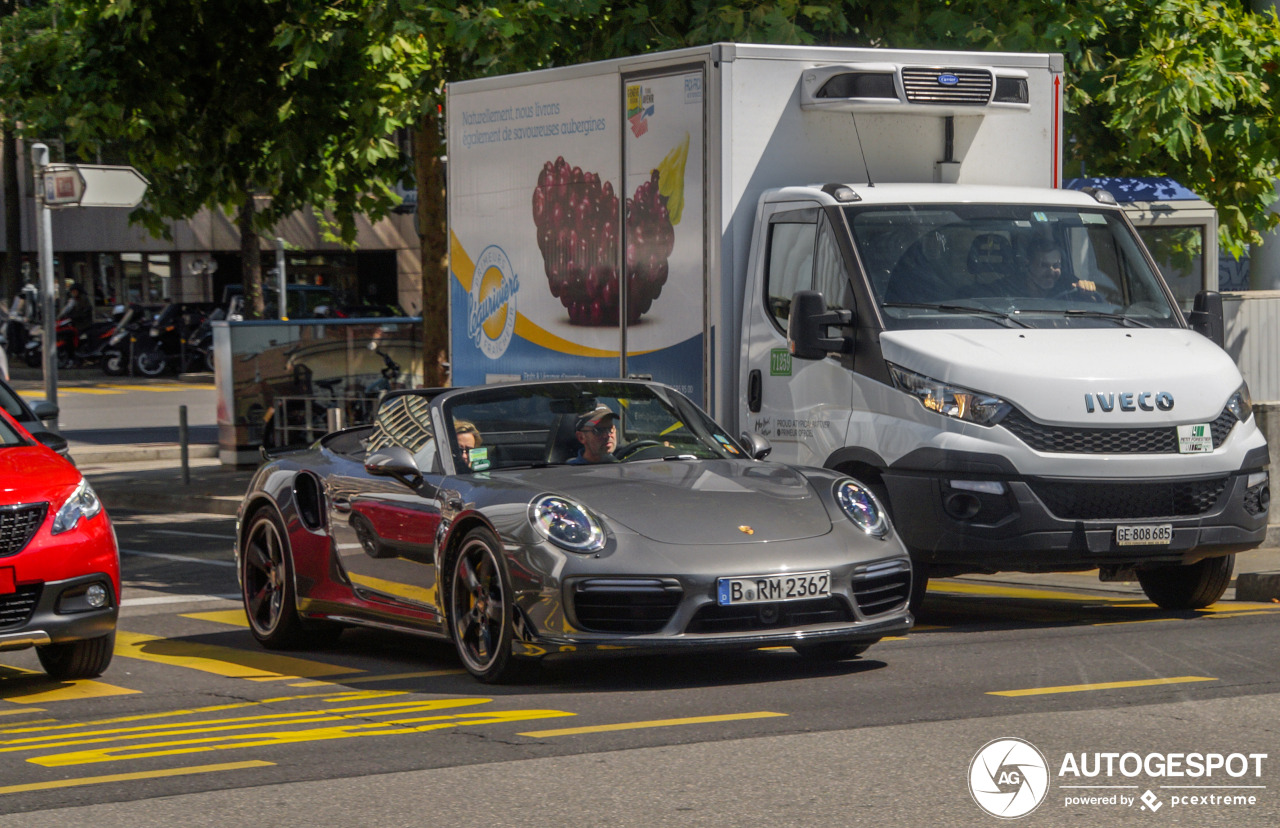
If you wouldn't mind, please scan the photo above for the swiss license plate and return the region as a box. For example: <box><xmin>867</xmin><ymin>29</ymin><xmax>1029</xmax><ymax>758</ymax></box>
<box><xmin>1116</xmin><ymin>524</ymin><xmax>1173</xmax><ymax>546</ymax></box>
<box><xmin>717</xmin><ymin>570</ymin><xmax>830</xmax><ymax>606</ymax></box>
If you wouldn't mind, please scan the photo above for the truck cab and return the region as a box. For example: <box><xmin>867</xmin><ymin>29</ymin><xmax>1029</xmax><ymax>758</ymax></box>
<box><xmin>743</xmin><ymin>182</ymin><xmax>1269</xmax><ymax>609</ymax></box>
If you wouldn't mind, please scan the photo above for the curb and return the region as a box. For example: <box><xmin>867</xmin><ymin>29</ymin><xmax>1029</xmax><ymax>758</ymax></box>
<box><xmin>1236</xmin><ymin>572</ymin><xmax>1280</xmax><ymax>602</ymax></box>
<box><xmin>73</xmin><ymin>444</ymin><xmax>219</xmax><ymax>465</ymax></box>
<box><xmin>96</xmin><ymin>487</ymin><xmax>242</xmax><ymax>517</ymax></box>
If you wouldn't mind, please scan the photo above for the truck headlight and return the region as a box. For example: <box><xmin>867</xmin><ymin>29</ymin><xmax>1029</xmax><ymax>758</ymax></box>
<box><xmin>888</xmin><ymin>364</ymin><xmax>1011</xmax><ymax>426</ymax></box>
<box><xmin>834</xmin><ymin>480</ymin><xmax>887</xmax><ymax>537</ymax></box>
<box><xmin>1227</xmin><ymin>383</ymin><xmax>1253</xmax><ymax>422</ymax></box>
<box><xmin>530</xmin><ymin>494</ymin><xmax>606</xmax><ymax>553</ymax></box>
<box><xmin>51</xmin><ymin>478</ymin><xmax>103</xmax><ymax>535</ymax></box>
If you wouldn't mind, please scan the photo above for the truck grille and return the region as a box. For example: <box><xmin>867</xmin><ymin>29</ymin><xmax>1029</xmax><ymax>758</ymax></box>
<box><xmin>902</xmin><ymin>67</ymin><xmax>992</xmax><ymax>105</ymax></box>
<box><xmin>1001</xmin><ymin>408</ymin><xmax>1236</xmax><ymax>454</ymax></box>
<box><xmin>0</xmin><ymin>584</ymin><xmax>41</xmax><ymax>629</ymax></box>
<box><xmin>686</xmin><ymin>597</ymin><xmax>853</xmax><ymax>634</ymax></box>
<box><xmin>1029</xmin><ymin>478</ymin><xmax>1228</xmax><ymax>520</ymax></box>
<box><xmin>1</xmin><ymin>504</ymin><xmax>46</xmax><ymax>557</ymax></box>
<box><xmin>571</xmin><ymin>579</ymin><xmax>682</xmax><ymax>634</ymax></box>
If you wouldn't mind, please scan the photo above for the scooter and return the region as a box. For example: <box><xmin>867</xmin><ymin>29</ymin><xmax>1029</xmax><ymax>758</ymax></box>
<box><xmin>100</xmin><ymin>303</ymin><xmax>152</xmax><ymax>376</ymax></box>
<box><xmin>23</xmin><ymin>318</ymin><xmax>80</xmax><ymax>369</ymax></box>
<box><xmin>73</xmin><ymin>306</ymin><xmax>128</xmax><ymax>370</ymax></box>
<box><xmin>132</xmin><ymin>303</ymin><xmax>214</xmax><ymax>377</ymax></box>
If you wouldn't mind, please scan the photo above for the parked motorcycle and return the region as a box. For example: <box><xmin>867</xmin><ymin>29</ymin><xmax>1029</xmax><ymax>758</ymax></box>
<box><xmin>72</xmin><ymin>306</ymin><xmax>128</xmax><ymax>370</ymax></box>
<box><xmin>23</xmin><ymin>318</ymin><xmax>80</xmax><ymax>369</ymax></box>
<box><xmin>181</xmin><ymin>307</ymin><xmax>224</xmax><ymax>374</ymax></box>
<box><xmin>131</xmin><ymin>302</ymin><xmax>217</xmax><ymax>376</ymax></box>
<box><xmin>100</xmin><ymin>304</ymin><xmax>155</xmax><ymax>376</ymax></box>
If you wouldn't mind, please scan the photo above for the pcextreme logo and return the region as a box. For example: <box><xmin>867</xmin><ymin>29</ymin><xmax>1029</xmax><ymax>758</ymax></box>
<box><xmin>968</xmin><ymin>737</ymin><xmax>1270</xmax><ymax>819</ymax></box>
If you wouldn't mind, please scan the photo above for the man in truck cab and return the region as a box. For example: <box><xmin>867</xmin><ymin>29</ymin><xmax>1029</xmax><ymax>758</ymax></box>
<box><xmin>1018</xmin><ymin>239</ymin><xmax>1102</xmax><ymax>301</ymax></box>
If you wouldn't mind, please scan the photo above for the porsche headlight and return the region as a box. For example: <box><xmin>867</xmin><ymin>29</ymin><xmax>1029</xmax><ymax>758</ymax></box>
<box><xmin>1227</xmin><ymin>382</ymin><xmax>1253</xmax><ymax>422</ymax></box>
<box><xmin>530</xmin><ymin>494</ymin><xmax>605</xmax><ymax>553</ymax></box>
<box><xmin>834</xmin><ymin>480</ymin><xmax>887</xmax><ymax>537</ymax></box>
<box><xmin>51</xmin><ymin>478</ymin><xmax>103</xmax><ymax>535</ymax></box>
<box><xmin>888</xmin><ymin>363</ymin><xmax>1011</xmax><ymax>426</ymax></box>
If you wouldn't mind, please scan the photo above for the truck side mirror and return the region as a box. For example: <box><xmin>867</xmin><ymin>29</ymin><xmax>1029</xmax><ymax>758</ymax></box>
<box><xmin>787</xmin><ymin>290</ymin><xmax>852</xmax><ymax>360</ymax></box>
<box><xmin>1188</xmin><ymin>290</ymin><xmax>1224</xmax><ymax>349</ymax></box>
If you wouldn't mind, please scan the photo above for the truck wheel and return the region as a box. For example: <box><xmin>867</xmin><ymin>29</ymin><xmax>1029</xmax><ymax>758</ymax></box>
<box><xmin>1136</xmin><ymin>555</ymin><xmax>1234</xmax><ymax>610</ymax></box>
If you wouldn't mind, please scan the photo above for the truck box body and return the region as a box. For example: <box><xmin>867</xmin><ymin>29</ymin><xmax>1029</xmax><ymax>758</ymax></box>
<box><xmin>447</xmin><ymin>43</ymin><xmax>1268</xmax><ymax>604</ymax></box>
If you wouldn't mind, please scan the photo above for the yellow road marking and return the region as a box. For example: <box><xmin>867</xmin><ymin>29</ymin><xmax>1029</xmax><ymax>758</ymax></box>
<box><xmin>26</xmin><ymin>705</ymin><xmax>571</xmax><ymax>767</ymax></box>
<box><xmin>0</xmin><ymin>666</ymin><xmax>139</xmax><ymax>704</ymax></box>
<box><xmin>519</xmin><ymin>711</ymin><xmax>786</xmax><ymax>738</ymax></box>
<box><xmin>104</xmin><ymin>383</ymin><xmax>194</xmax><ymax>392</ymax></box>
<box><xmin>0</xmin><ymin>708</ymin><xmax>47</xmax><ymax>716</ymax></box>
<box><xmin>0</xmin><ymin>690</ymin><xmax>404</xmax><ymax>736</ymax></box>
<box><xmin>0</xmin><ymin>760</ymin><xmax>274</xmax><ymax>795</ymax></box>
<box><xmin>989</xmin><ymin>676</ymin><xmax>1217</xmax><ymax>697</ymax></box>
<box><xmin>114</xmin><ymin>631</ymin><xmax>358</xmax><ymax>680</ymax></box>
<box><xmin>181</xmin><ymin>609</ymin><xmax>249</xmax><ymax>626</ymax></box>
<box><xmin>932</xmin><ymin>581</ymin><xmax>1116</xmax><ymax>602</ymax></box>
<box><xmin>1094</xmin><ymin>618</ymin><xmax>1179</xmax><ymax>627</ymax></box>
<box><xmin>288</xmin><ymin>670</ymin><xmax>465</xmax><ymax>687</ymax></box>
<box><xmin>22</xmin><ymin>387</ymin><xmax>122</xmax><ymax>396</ymax></box>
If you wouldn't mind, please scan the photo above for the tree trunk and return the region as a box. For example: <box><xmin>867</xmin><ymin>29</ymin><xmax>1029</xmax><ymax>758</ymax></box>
<box><xmin>415</xmin><ymin>108</ymin><xmax>449</xmax><ymax>387</ymax></box>
<box><xmin>3</xmin><ymin>127</ymin><xmax>21</xmax><ymax>300</ymax></box>
<box><xmin>237</xmin><ymin>194</ymin><xmax>264</xmax><ymax>319</ymax></box>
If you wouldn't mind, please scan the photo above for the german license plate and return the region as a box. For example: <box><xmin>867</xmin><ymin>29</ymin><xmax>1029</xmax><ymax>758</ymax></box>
<box><xmin>717</xmin><ymin>570</ymin><xmax>830</xmax><ymax>606</ymax></box>
<box><xmin>1116</xmin><ymin>524</ymin><xmax>1173</xmax><ymax>546</ymax></box>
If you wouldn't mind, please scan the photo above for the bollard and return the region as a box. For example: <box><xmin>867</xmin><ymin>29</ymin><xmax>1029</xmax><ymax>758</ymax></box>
<box><xmin>179</xmin><ymin>404</ymin><xmax>190</xmax><ymax>485</ymax></box>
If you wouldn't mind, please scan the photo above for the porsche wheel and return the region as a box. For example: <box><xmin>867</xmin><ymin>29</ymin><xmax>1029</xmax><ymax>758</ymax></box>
<box><xmin>448</xmin><ymin>527</ymin><xmax>523</xmax><ymax>683</ymax></box>
<box><xmin>1137</xmin><ymin>555</ymin><xmax>1234</xmax><ymax>610</ymax></box>
<box><xmin>241</xmin><ymin>508</ymin><xmax>311</xmax><ymax>648</ymax></box>
<box><xmin>793</xmin><ymin>640</ymin><xmax>874</xmax><ymax>661</ymax></box>
<box><xmin>36</xmin><ymin>632</ymin><xmax>115</xmax><ymax>680</ymax></box>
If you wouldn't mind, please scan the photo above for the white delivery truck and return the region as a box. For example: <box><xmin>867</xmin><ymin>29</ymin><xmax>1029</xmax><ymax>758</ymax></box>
<box><xmin>446</xmin><ymin>43</ymin><xmax>1270</xmax><ymax>609</ymax></box>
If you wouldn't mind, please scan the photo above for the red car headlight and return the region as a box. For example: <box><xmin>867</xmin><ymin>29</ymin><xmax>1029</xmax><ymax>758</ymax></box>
<box><xmin>51</xmin><ymin>478</ymin><xmax>103</xmax><ymax>535</ymax></box>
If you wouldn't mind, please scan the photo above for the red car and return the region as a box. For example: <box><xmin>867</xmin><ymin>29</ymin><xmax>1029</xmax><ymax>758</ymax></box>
<box><xmin>0</xmin><ymin>407</ymin><xmax>118</xmax><ymax>680</ymax></box>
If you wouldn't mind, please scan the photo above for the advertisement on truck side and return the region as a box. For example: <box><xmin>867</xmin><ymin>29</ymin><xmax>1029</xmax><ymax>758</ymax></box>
<box><xmin>449</xmin><ymin>67</ymin><xmax>707</xmax><ymax>402</ymax></box>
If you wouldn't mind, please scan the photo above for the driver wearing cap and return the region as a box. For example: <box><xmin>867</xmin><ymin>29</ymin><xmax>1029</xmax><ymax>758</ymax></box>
<box><xmin>568</xmin><ymin>404</ymin><xmax>619</xmax><ymax>465</ymax></box>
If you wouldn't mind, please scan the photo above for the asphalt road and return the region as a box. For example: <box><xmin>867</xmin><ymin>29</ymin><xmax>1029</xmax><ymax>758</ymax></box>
<box><xmin>1</xmin><ymin>508</ymin><xmax>1277</xmax><ymax>826</ymax></box>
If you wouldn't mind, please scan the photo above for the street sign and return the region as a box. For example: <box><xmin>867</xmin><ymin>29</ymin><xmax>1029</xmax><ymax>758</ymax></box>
<box><xmin>41</xmin><ymin>163</ymin><xmax>148</xmax><ymax>209</ymax></box>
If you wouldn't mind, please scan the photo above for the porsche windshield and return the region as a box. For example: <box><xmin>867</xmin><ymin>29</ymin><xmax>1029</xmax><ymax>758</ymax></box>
<box><xmin>845</xmin><ymin>203</ymin><xmax>1183</xmax><ymax>331</ymax></box>
<box><xmin>442</xmin><ymin>382</ymin><xmax>744</xmax><ymax>471</ymax></box>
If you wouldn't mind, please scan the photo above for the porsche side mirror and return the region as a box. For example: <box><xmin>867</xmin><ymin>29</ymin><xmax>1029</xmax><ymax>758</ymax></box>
<box><xmin>739</xmin><ymin>431</ymin><xmax>772</xmax><ymax>460</ymax></box>
<box><xmin>788</xmin><ymin>290</ymin><xmax>853</xmax><ymax>360</ymax></box>
<box><xmin>365</xmin><ymin>446</ymin><xmax>422</xmax><ymax>487</ymax></box>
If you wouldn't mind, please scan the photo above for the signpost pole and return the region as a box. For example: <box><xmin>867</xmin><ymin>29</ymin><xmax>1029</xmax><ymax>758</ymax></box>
<box><xmin>275</xmin><ymin>237</ymin><xmax>287</xmax><ymax>320</ymax></box>
<box><xmin>31</xmin><ymin>144</ymin><xmax>58</xmax><ymax>410</ymax></box>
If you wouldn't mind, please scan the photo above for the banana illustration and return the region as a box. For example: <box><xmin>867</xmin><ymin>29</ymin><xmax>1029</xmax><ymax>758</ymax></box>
<box><xmin>657</xmin><ymin>132</ymin><xmax>690</xmax><ymax>225</ymax></box>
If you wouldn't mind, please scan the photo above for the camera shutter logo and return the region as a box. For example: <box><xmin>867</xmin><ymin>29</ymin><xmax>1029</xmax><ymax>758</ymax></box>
<box><xmin>969</xmin><ymin>737</ymin><xmax>1050</xmax><ymax>819</ymax></box>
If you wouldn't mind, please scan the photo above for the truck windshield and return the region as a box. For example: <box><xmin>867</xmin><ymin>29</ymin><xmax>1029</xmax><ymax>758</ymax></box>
<box><xmin>844</xmin><ymin>204</ymin><xmax>1183</xmax><ymax>331</ymax></box>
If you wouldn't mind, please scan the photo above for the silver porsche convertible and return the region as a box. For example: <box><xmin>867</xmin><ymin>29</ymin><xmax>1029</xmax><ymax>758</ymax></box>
<box><xmin>236</xmin><ymin>379</ymin><xmax>913</xmax><ymax>682</ymax></box>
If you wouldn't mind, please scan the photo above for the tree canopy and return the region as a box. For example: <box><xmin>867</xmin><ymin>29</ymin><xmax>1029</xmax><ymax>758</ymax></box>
<box><xmin>2</xmin><ymin>0</ymin><xmax>1277</xmax><ymax>326</ymax></box>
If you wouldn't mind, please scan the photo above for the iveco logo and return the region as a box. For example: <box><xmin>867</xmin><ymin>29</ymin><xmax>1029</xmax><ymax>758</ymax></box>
<box><xmin>938</xmin><ymin>72</ymin><xmax>960</xmax><ymax>86</ymax></box>
<box><xmin>1084</xmin><ymin>392</ymin><xmax>1174</xmax><ymax>413</ymax></box>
